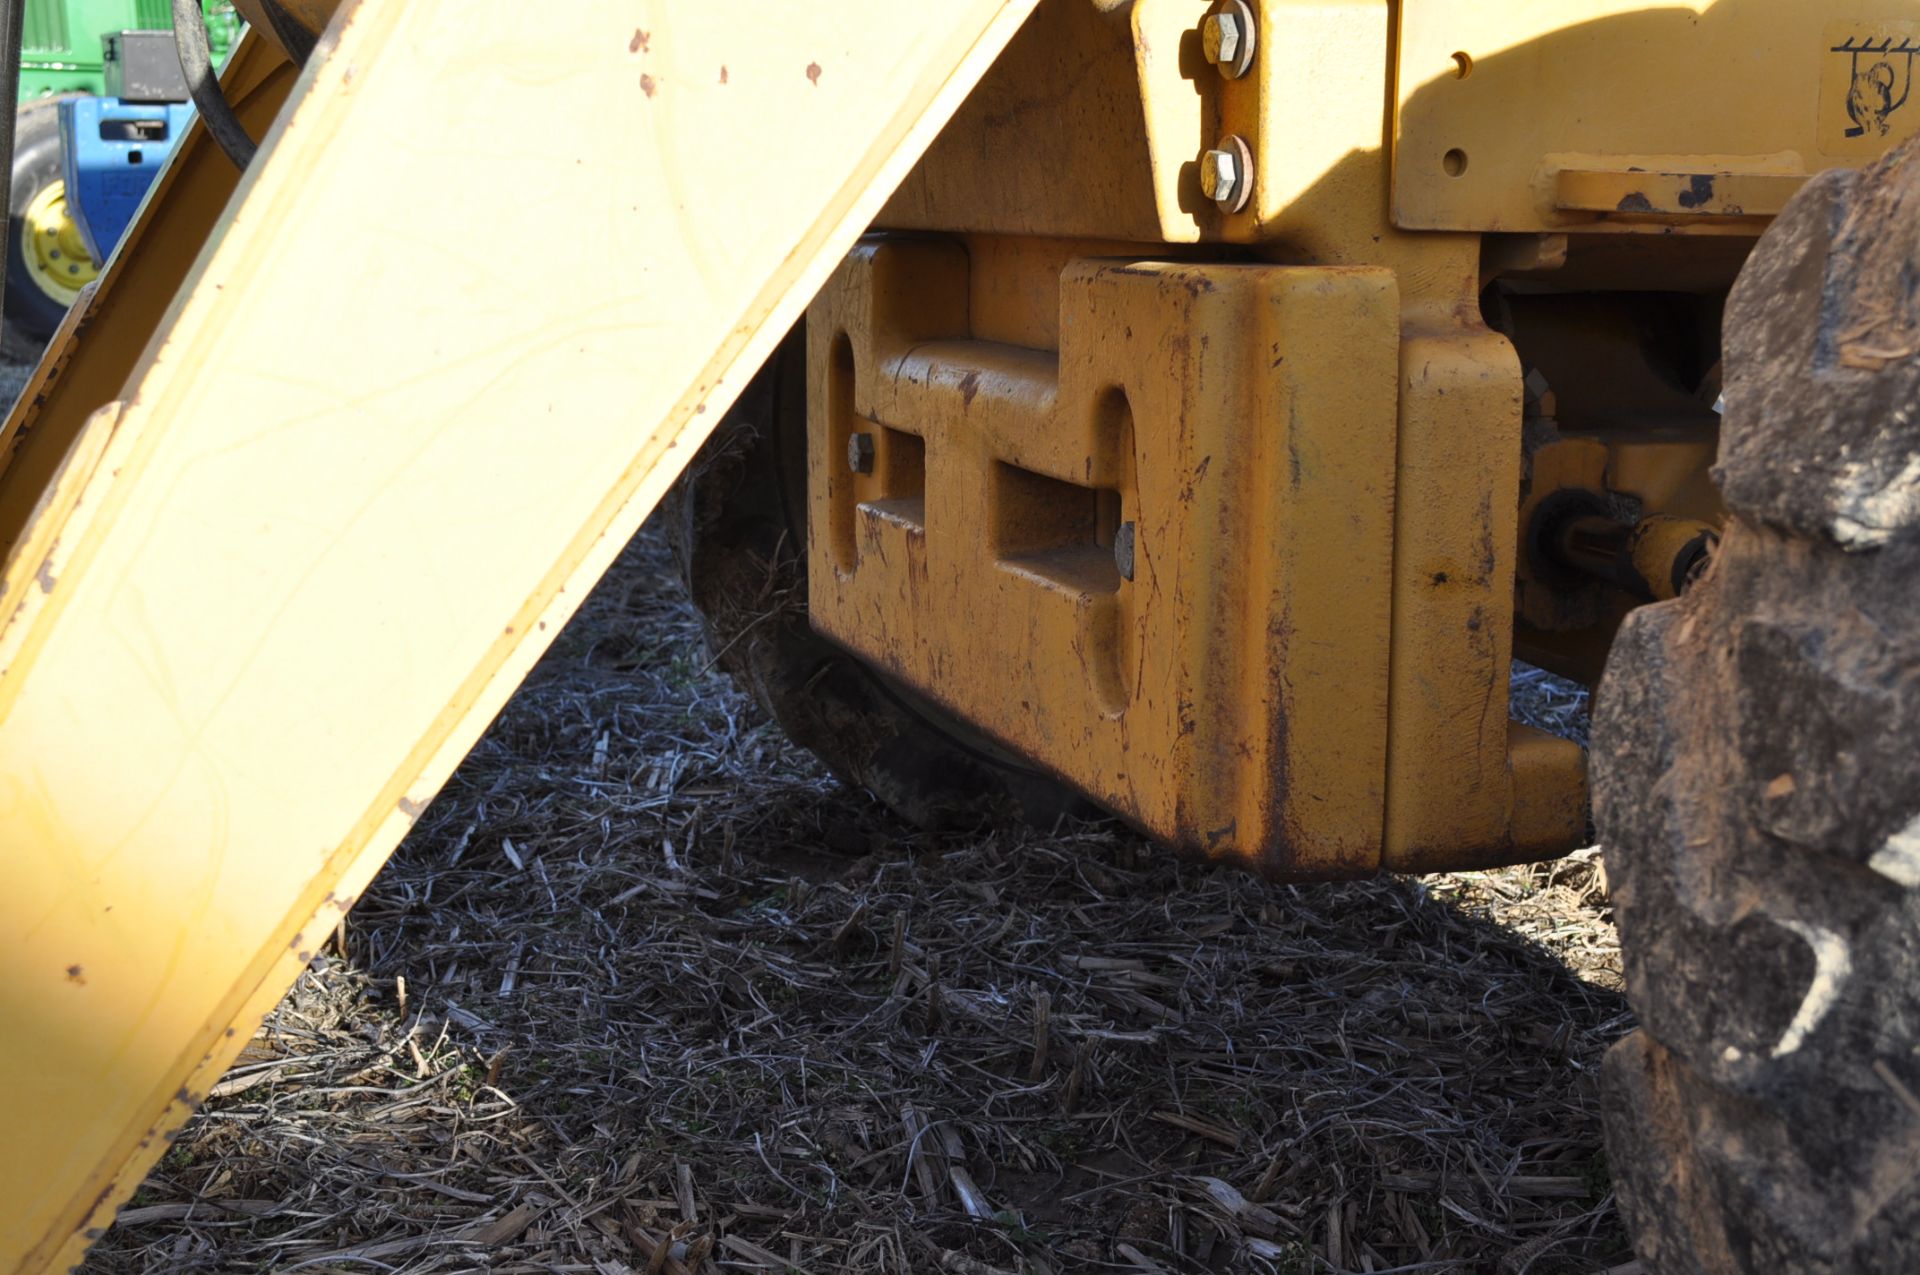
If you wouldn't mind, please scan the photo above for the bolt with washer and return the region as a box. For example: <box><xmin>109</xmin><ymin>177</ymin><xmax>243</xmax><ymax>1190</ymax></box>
<box><xmin>1201</xmin><ymin>135</ymin><xmax>1253</xmax><ymax>212</ymax></box>
<box><xmin>1201</xmin><ymin>149</ymin><xmax>1239</xmax><ymax>203</ymax></box>
<box><xmin>1201</xmin><ymin>1</ymin><xmax>1257</xmax><ymax>79</ymax></box>
<box><xmin>847</xmin><ymin>432</ymin><xmax>876</xmax><ymax>475</ymax></box>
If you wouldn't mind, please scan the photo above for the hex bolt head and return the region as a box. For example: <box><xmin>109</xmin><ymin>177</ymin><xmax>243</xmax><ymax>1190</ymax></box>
<box><xmin>1201</xmin><ymin>148</ymin><xmax>1240</xmax><ymax>204</ymax></box>
<box><xmin>1200</xmin><ymin>135</ymin><xmax>1253</xmax><ymax>212</ymax></box>
<box><xmin>1202</xmin><ymin>13</ymin><xmax>1242</xmax><ymax>66</ymax></box>
<box><xmin>1523</xmin><ymin>368</ymin><xmax>1557</xmax><ymax>420</ymax></box>
<box><xmin>846</xmin><ymin>431</ymin><xmax>876</xmax><ymax>475</ymax></box>
<box><xmin>1114</xmin><ymin>521</ymin><xmax>1137</xmax><ymax>582</ymax></box>
<box><xmin>1201</xmin><ymin>1</ymin><xmax>1256</xmax><ymax>79</ymax></box>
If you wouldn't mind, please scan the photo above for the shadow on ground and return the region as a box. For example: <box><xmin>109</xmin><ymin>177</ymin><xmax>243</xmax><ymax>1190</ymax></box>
<box><xmin>81</xmin><ymin>525</ymin><xmax>1633</xmax><ymax>1275</ymax></box>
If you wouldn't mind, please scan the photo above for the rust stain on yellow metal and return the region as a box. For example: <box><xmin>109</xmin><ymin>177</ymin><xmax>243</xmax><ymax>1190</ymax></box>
<box><xmin>1394</xmin><ymin>0</ymin><xmax>1906</xmax><ymax>234</ymax></box>
<box><xmin>0</xmin><ymin>1</ymin><xmax>1040</xmax><ymax>1268</ymax></box>
<box><xmin>1554</xmin><ymin>167</ymin><xmax>1808</xmax><ymax>221</ymax></box>
<box><xmin>1220</xmin><ymin>3</ymin><xmax>1588</xmax><ymax>867</ymax></box>
<box><xmin>809</xmin><ymin>239</ymin><xmax>1401</xmax><ymax>876</ymax></box>
<box><xmin>846</xmin><ymin>0</ymin><xmax>1590</xmax><ymax>875</ymax></box>
<box><xmin>1382</xmin><ymin>325</ymin><xmax>1553</xmax><ymax>874</ymax></box>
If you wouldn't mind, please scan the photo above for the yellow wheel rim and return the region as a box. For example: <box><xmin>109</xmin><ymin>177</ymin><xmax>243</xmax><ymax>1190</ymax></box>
<box><xmin>20</xmin><ymin>179</ymin><xmax>100</xmax><ymax>305</ymax></box>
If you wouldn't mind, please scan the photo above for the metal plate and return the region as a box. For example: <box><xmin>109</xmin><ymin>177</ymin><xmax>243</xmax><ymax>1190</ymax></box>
<box><xmin>1393</xmin><ymin>0</ymin><xmax>1911</xmax><ymax>233</ymax></box>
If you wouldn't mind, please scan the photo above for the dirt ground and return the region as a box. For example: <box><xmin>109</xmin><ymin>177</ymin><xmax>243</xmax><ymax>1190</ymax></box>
<box><xmin>72</xmin><ymin>521</ymin><xmax>1633</xmax><ymax>1275</ymax></box>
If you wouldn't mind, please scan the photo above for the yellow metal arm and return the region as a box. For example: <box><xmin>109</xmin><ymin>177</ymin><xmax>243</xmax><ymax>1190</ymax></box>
<box><xmin>0</xmin><ymin>2</ymin><xmax>1037</xmax><ymax>1269</ymax></box>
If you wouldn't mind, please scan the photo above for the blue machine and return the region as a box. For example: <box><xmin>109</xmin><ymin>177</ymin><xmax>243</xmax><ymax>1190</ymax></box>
<box><xmin>56</xmin><ymin>96</ymin><xmax>195</xmax><ymax>267</ymax></box>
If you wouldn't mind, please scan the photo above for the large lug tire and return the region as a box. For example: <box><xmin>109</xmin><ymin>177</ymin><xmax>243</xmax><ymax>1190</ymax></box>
<box><xmin>5</xmin><ymin>97</ymin><xmax>88</xmax><ymax>357</ymax></box>
<box><xmin>1595</xmin><ymin>139</ymin><xmax>1920</xmax><ymax>1273</ymax></box>
<box><xmin>662</xmin><ymin>330</ymin><xmax>1089</xmax><ymax>831</ymax></box>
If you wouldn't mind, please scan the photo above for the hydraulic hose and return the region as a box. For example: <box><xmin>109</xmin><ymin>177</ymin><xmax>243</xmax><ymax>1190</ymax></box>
<box><xmin>173</xmin><ymin>0</ymin><xmax>256</xmax><ymax>170</ymax></box>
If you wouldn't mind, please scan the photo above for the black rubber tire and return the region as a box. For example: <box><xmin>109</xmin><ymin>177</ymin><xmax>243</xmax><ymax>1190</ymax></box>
<box><xmin>662</xmin><ymin>328</ymin><xmax>1091</xmax><ymax>831</ymax></box>
<box><xmin>1594</xmin><ymin>139</ymin><xmax>1920</xmax><ymax>1274</ymax></box>
<box><xmin>5</xmin><ymin>97</ymin><xmax>81</xmax><ymax>356</ymax></box>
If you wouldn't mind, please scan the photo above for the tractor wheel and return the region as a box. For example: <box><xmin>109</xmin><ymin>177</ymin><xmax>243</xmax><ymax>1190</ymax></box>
<box><xmin>5</xmin><ymin>97</ymin><xmax>95</xmax><ymax>358</ymax></box>
<box><xmin>662</xmin><ymin>329</ymin><xmax>1089</xmax><ymax>831</ymax></box>
<box><xmin>1594</xmin><ymin>139</ymin><xmax>1920</xmax><ymax>1272</ymax></box>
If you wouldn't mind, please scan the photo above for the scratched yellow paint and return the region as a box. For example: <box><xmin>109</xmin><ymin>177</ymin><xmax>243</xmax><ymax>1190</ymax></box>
<box><xmin>810</xmin><ymin>241</ymin><xmax>1405</xmax><ymax>878</ymax></box>
<box><xmin>845</xmin><ymin>2</ymin><xmax>1590</xmax><ymax>877</ymax></box>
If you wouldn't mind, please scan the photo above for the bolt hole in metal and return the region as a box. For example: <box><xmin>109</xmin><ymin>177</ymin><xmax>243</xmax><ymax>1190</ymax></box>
<box><xmin>1443</xmin><ymin>147</ymin><xmax>1469</xmax><ymax>177</ymax></box>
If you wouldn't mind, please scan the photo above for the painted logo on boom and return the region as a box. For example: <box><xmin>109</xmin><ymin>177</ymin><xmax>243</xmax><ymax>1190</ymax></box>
<box><xmin>1823</xmin><ymin>22</ymin><xmax>1920</xmax><ymax>156</ymax></box>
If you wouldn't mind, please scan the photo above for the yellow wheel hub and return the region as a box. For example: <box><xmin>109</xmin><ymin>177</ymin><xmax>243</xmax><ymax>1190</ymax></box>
<box><xmin>20</xmin><ymin>180</ymin><xmax>100</xmax><ymax>304</ymax></box>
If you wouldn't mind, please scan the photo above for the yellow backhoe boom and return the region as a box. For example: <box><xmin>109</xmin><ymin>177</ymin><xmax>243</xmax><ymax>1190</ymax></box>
<box><xmin>0</xmin><ymin>3</ymin><xmax>1036</xmax><ymax>1268</ymax></box>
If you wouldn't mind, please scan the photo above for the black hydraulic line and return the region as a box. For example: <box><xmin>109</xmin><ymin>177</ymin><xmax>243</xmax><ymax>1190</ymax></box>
<box><xmin>173</xmin><ymin>0</ymin><xmax>256</xmax><ymax>170</ymax></box>
<box><xmin>0</xmin><ymin>0</ymin><xmax>26</xmax><ymax>322</ymax></box>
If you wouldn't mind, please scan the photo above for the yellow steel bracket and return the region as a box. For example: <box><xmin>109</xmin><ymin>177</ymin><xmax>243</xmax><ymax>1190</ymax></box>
<box><xmin>0</xmin><ymin>1</ymin><xmax>1037</xmax><ymax>1269</ymax></box>
<box><xmin>1393</xmin><ymin>0</ymin><xmax>1910</xmax><ymax>233</ymax></box>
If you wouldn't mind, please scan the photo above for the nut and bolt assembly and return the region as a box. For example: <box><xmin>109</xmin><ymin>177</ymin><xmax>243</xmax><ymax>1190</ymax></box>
<box><xmin>846</xmin><ymin>431</ymin><xmax>876</xmax><ymax>475</ymax></box>
<box><xmin>1199</xmin><ymin>3</ymin><xmax>1257</xmax><ymax>213</ymax></box>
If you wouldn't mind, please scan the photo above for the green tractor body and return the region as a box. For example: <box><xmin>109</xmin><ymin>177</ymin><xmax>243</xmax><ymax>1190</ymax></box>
<box><xmin>18</xmin><ymin>0</ymin><xmax>238</xmax><ymax>101</ymax></box>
